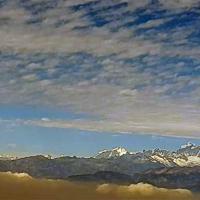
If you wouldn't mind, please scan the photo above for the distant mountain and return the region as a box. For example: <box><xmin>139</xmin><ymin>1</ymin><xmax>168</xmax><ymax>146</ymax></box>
<box><xmin>0</xmin><ymin>155</ymin><xmax>18</xmax><ymax>161</ymax></box>
<box><xmin>0</xmin><ymin>154</ymin><xmax>163</xmax><ymax>179</ymax></box>
<box><xmin>134</xmin><ymin>166</ymin><xmax>200</xmax><ymax>192</ymax></box>
<box><xmin>68</xmin><ymin>167</ymin><xmax>200</xmax><ymax>192</ymax></box>
<box><xmin>178</xmin><ymin>142</ymin><xmax>200</xmax><ymax>156</ymax></box>
<box><xmin>148</xmin><ymin>143</ymin><xmax>200</xmax><ymax>167</ymax></box>
<box><xmin>95</xmin><ymin>143</ymin><xmax>200</xmax><ymax>167</ymax></box>
<box><xmin>95</xmin><ymin>147</ymin><xmax>129</xmax><ymax>159</ymax></box>
<box><xmin>0</xmin><ymin>143</ymin><xmax>199</xmax><ymax>181</ymax></box>
<box><xmin>68</xmin><ymin>171</ymin><xmax>133</xmax><ymax>184</ymax></box>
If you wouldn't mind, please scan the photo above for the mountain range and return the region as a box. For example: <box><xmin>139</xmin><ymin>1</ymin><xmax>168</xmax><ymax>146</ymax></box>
<box><xmin>0</xmin><ymin>143</ymin><xmax>199</xmax><ymax>191</ymax></box>
<box><xmin>68</xmin><ymin>166</ymin><xmax>200</xmax><ymax>192</ymax></box>
<box><xmin>95</xmin><ymin>143</ymin><xmax>200</xmax><ymax>167</ymax></box>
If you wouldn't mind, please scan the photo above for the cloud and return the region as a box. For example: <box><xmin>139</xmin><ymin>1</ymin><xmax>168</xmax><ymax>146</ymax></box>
<box><xmin>0</xmin><ymin>0</ymin><xmax>199</xmax><ymax>59</ymax></box>
<box><xmin>0</xmin><ymin>172</ymin><xmax>198</xmax><ymax>200</ymax></box>
<box><xmin>0</xmin><ymin>80</ymin><xmax>200</xmax><ymax>138</ymax></box>
<box><xmin>0</xmin><ymin>25</ymin><xmax>162</xmax><ymax>57</ymax></box>
<box><xmin>25</xmin><ymin>118</ymin><xmax>200</xmax><ymax>139</ymax></box>
<box><xmin>97</xmin><ymin>183</ymin><xmax>196</xmax><ymax>200</ymax></box>
<box><xmin>159</xmin><ymin>0</ymin><xmax>200</xmax><ymax>9</ymax></box>
<box><xmin>0</xmin><ymin>0</ymin><xmax>200</xmax><ymax>139</ymax></box>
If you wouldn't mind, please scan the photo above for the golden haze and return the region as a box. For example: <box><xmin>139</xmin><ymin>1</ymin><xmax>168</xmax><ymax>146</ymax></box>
<box><xmin>0</xmin><ymin>172</ymin><xmax>199</xmax><ymax>200</ymax></box>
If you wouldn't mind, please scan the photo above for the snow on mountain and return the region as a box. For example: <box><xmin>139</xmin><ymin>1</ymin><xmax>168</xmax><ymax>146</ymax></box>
<box><xmin>95</xmin><ymin>143</ymin><xmax>200</xmax><ymax>167</ymax></box>
<box><xmin>177</xmin><ymin>142</ymin><xmax>200</xmax><ymax>156</ymax></box>
<box><xmin>0</xmin><ymin>155</ymin><xmax>18</xmax><ymax>161</ymax></box>
<box><xmin>151</xmin><ymin>155</ymin><xmax>173</xmax><ymax>167</ymax></box>
<box><xmin>180</xmin><ymin>142</ymin><xmax>195</xmax><ymax>149</ymax></box>
<box><xmin>172</xmin><ymin>156</ymin><xmax>200</xmax><ymax>167</ymax></box>
<box><xmin>150</xmin><ymin>143</ymin><xmax>200</xmax><ymax>167</ymax></box>
<box><xmin>95</xmin><ymin>147</ymin><xmax>129</xmax><ymax>158</ymax></box>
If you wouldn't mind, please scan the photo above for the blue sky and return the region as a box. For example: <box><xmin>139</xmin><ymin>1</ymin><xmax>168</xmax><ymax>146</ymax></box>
<box><xmin>0</xmin><ymin>104</ymin><xmax>200</xmax><ymax>157</ymax></box>
<box><xmin>1</xmin><ymin>122</ymin><xmax>200</xmax><ymax>157</ymax></box>
<box><xmin>0</xmin><ymin>0</ymin><xmax>200</xmax><ymax>156</ymax></box>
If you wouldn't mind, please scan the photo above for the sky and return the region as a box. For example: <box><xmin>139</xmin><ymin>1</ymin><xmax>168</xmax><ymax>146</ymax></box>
<box><xmin>0</xmin><ymin>0</ymin><xmax>200</xmax><ymax>156</ymax></box>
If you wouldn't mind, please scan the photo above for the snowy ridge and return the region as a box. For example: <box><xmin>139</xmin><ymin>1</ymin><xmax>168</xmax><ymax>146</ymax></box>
<box><xmin>95</xmin><ymin>143</ymin><xmax>200</xmax><ymax>167</ymax></box>
<box><xmin>0</xmin><ymin>155</ymin><xmax>18</xmax><ymax>161</ymax></box>
<box><xmin>181</xmin><ymin>142</ymin><xmax>195</xmax><ymax>149</ymax></box>
<box><xmin>95</xmin><ymin>147</ymin><xmax>129</xmax><ymax>159</ymax></box>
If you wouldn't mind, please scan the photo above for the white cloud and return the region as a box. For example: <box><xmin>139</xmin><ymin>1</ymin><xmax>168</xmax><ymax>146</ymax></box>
<box><xmin>0</xmin><ymin>25</ymin><xmax>163</xmax><ymax>58</ymax></box>
<box><xmin>159</xmin><ymin>0</ymin><xmax>200</xmax><ymax>9</ymax></box>
<box><xmin>25</xmin><ymin>118</ymin><xmax>200</xmax><ymax>138</ymax></box>
<box><xmin>0</xmin><ymin>0</ymin><xmax>200</xmax><ymax>139</ymax></box>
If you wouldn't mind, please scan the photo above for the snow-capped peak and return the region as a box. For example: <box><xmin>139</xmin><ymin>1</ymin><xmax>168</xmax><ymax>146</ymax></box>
<box><xmin>180</xmin><ymin>142</ymin><xmax>195</xmax><ymax>149</ymax></box>
<box><xmin>95</xmin><ymin>147</ymin><xmax>129</xmax><ymax>158</ymax></box>
<box><xmin>112</xmin><ymin>147</ymin><xmax>128</xmax><ymax>156</ymax></box>
<box><xmin>150</xmin><ymin>143</ymin><xmax>200</xmax><ymax>167</ymax></box>
<box><xmin>95</xmin><ymin>144</ymin><xmax>200</xmax><ymax>167</ymax></box>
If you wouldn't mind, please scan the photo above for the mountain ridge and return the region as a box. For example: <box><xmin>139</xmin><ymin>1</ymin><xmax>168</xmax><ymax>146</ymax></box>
<box><xmin>68</xmin><ymin>167</ymin><xmax>200</xmax><ymax>192</ymax></box>
<box><xmin>94</xmin><ymin>143</ymin><xmax>200</xmax><ymax>167</ymax></box>
<box><xmin>0</xmin><ymin>143</ymin><xmax>199</xmax><ymax>191</ymax></box>
<box><xmin>1</xmin><ymin>143</ymin><xmax>200</xmax><ymax>168</ymax></box>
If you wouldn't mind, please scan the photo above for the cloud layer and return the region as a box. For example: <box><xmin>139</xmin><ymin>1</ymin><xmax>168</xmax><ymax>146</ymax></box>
<box><xmin>0</xmin><ymin>0</ymin><xmax>200</xmax><ymax>138</ymax></box>
<box><xmin>0</xmin><ymin>172</ymin><xmax>198</xmax><ymax>200</ymax></box>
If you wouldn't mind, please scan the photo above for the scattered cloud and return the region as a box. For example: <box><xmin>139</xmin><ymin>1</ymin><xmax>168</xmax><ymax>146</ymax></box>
<box><xmin>159</xmin><ymin>0</ymin><xmax>200</xmax><ymax>9</ymax></box>
<box><xmin>0</xmin><ymin>0</ymin><xmax>200</xmax><ymax>138</ymax></box>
